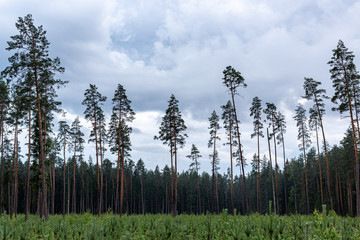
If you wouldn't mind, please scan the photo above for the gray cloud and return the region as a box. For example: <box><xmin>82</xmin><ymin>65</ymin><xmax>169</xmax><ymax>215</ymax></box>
<box><xmin>1</xmin><ymin>0</ymin><xmax>359</xmax><ymax>173</ymax></box>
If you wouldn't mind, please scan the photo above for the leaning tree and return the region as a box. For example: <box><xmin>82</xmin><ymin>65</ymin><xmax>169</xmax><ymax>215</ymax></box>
<box><xmin>222</xmin><ymin>66</ymin><xmax>248</xmax><ymax>214</ymax></box>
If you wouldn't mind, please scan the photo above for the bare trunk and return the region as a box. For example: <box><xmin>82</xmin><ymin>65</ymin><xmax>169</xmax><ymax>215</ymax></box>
<box><xmin>63</xmin><ymin>137</ymin><xmax>66</xmax><ymax>216</ymax></box>
<box><xmin>34</xmin><ymin>54</ymin><xmax>47</xmax><ymax>220</ymax></box>
<box><xmin>315</xmin><ymin>125</ymin><xmax>324</xmax><ymax>205</ymax></box>
<box><xmin>230</xmin><ymin>87</ymin><xmax>248</xmax><ymax>214</ymax></box>
<box><xmin>342</xmin><ymin>62</ymin><xmax>360</xmax><ymax>216</ymax></box>
<box><xmin>271</xmin><ymin>115</ymin><xmax>279</xmax><ymax>213</ymax></box>
<box><xmin>301</xmin><ymin>123</ymin><xmax>310</xmax><ymax>214</ymax></box>
<box><xmin>0</xmin><ymin>102</ymin><xmax>4</xmax><ymax>215</ymax></box>
<box><xmin>281</xmin><ymin>129</ymin><xmax>287</xmax><ymax>214</ymax></box>
<box><xmin>26</xmin><ymin>106</ymin><xmax>31</xmax><ymax>221</ymax></box>
<box><xmin>230</xmin><ymin>121</ymin><xmax>235</xmax><ymax>214</ymax></box>
<box><xmin>267</xmin><ymin>128</ymin><xmax>276</xmax><ymax>214</ymax></box>
<box><xmin>257</xmin><ymin>128</ymin><xmax>261</xmax><ymax>213</ymax></box>
<box><xmin>73</xmin><ymin>140</ymin><xmax>76</xmax><ymax>213</ymax></box>
<box><xmin>313</xmin><ymin>90</ymin><xmax>333</xmax><ymax>210</ymax></box>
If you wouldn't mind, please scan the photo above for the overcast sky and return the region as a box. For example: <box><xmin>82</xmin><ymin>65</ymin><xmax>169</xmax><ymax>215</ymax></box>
<box><xmin>1</xmin><ymin>0</ymin><xmax>360</xmax><ymax>174</ymax></box>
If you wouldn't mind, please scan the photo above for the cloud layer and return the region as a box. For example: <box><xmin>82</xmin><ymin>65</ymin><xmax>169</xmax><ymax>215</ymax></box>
<box><xmin>1</xmin><ymin>0</ymin><xmax>360</xmax><ymax>173</ymax></box>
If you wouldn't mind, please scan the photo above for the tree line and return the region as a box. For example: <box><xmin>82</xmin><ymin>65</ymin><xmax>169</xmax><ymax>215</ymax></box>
<box><xmin>1</xmin><ymin>14</ymin><xmax>360</xmax><ymax>220</ymax></box>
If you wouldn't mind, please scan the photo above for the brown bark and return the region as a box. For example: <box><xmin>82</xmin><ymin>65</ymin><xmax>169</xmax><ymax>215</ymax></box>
<box><xmin>230</xmin><ymin>83</ymin><xmax>248</xmax><ymax>214</ymax></box>
<box><xmin>257</xmin><ymin>126</ymin><xmax>261</xmax><ymax>213</ymax></box>
<box><xmin>26</xmin><ymin>105</ymin><xmax>31</xmax><ymax>221</ymax></box>
<box><xmin>34</xmin><ymin>52</ymin><xmax>47</xmax><ymax>219</ymax></box>
<box><xmin>0</xmin><ymin>102</ymin><xmax>4</xmax><ymax>215</ymax></box>
<box><xmin>315</xmin><ymin>125</ymin><xmax>324</xmax><ymax>205</ymax></box>
<box><xmin>301</xmin><ymin>122</ymin><xmax>310</xmax><ymax>214</ymax></box>
<box><xmin>267</xmin><ymin>128</ymin><xmax>276</xmax><ymax>214</ymax></box>
<box><xmin>173</xmin><ymin>116</ymin><xmax>178</xmax><ymax>217</ymax></box>
<box><xmin>92</xmin><ymin>97</ymin><xmax>101</xmax><ymax>216</ymax></box>
<box><xmin>63</xmin><ymin>134</ymin><xmax>66</xmax><ymax>216</ymax></box>
<box><xmin>280</xmin><ymin>129</ymin><xmax>287</xmax><ymax>214</ymax></box>
<box><xmin>313</xmin><ymin>88</ymin><xmax>333</xmax><ymax>209</ymax></box>
<box><xmin>230</xmin><ymin>119</ymin><xmax>235</xmax><ymax>214</ymax></box>
<box><xmin>72</xmin><ymin>139</ymin><xmax>76</xmax><ymax>213</ymax></box>
<box><xmin>271</xmin><ymin>114</ymin><xmax>279</xmax><ymax>213</ymax></box>
<box><xmin>341</xmin><ymin>60</ymin><xmax>360</xmax><ymax>216</ymax></box>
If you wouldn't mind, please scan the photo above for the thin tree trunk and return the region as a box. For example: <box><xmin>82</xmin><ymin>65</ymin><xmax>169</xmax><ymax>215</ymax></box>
<box><xmin>257</xmin><ymin>127</ymin><xmax>261</xmax><ymax>213</ymax></box>
<box><xmin>73</xmin><ymin>140</ymin><xmax>76</xmax><ymax>213</ymax></box>
<box><xmin>63</xmin><ymin>136</ymin><xmax>66</xmax><ymax>217</ymax></box>
<box><xmin>267</xmin><ymin>128</ymin><xmax>276</xmax><ymax>214</ymax></box>
<box><xmin>52</xmin><ymin>154</ymin><xmax>55</xmax><ymax>215</ymax></box>
<box><xmin>33</xmin><ymin>53</ymin><xmax>47</xmax><ymax>220</ymax></box>
<box><xmin>341</xmin><ymin>61</ymin><xmax>360</xmax><ymax>216</ymax></box>
<box><xmin>271</xmin><ymin>114</ymin><xmax>279</xmax><ymax>214</ymax></box>
<box><xmin>67</xmin><ymin>165</ymin><xmax>70</xmax><ymax>214</ymax></box>
<box><xmin>315</xmin><ymin>125</ymin><xmax>324</xmax><ymax>205</ymax></box>
<box><xmin>230</xmin><ymin>87</ymin><xmax>248</xmax><ymax>214</ymax></box>
<box><xmin>301</xmin><ymin>124</ymin><xmax>310</xmax><ymax>214</ymax></box>
<box><xmin>92</xmin><ymin>98</ymin><xmax>101</xmax><ymax>216</ymax></box>
<box><xmin>120</xmin><ymin>146</ymin><xmax>126</xmax><ymax>215</ymax></box>
<box><xmin>173</xmin><ymin>117</ymin><xmax>178</xmax><ymax>217</ymax></box>
<box><xmin>281</xmin><ymin>129</ymin><xmax>287</xmax><ymax>214</ymax></box>
<box><xmin>26</xmin><ymin>106</ymin><xmax>31</xmax><ymax>221</ymax></box>
<box><xmin>313</xmin><ymin>89</ymin><xmax>333</xmax><ymax>210</ymax></box>
<box><xmin>99</xmin><ymin>129</ymin><xmax>104</xmax><ymax>214</ymax></box>
<box><xmin>230</xmin><ymin>122</ymin><xmax>235</xmax><ymax>214</ymax></box>
<box><xmin>0</xmin><ymin>102</ymin><xmax>4</xmax><ymax>215</ymax></box>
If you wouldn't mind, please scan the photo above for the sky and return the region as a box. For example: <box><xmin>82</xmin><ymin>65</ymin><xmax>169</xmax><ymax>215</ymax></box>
<box><xmin>1</xmin><ymin>0</ymin><xmax>360</xmax><ymax>174</ymax></box>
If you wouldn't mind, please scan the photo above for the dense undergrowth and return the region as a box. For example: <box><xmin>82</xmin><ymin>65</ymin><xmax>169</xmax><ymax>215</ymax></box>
<box><xmin>0</xmin><ymin>209</ymin><xmax>359</xmax><ymax>239</ymax></box>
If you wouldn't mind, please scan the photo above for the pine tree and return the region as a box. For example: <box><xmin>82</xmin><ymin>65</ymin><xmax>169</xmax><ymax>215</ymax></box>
<box><xmin>275</xmin><ymin>111</ymin><xmax>288</xmax><ymax>213</ymax></box>
<box><xmin>264</xmin><ymin>103</ymin><xmax>280</xmax><ymax>213</ymax></box>
<box><xmin>250</xmin><ymin>96</ymin><xmax>264</xmax><ymax>213</ymax></box>
<box><xmin>294</xmin><ymin>104</ymin><xmax>311</xmax><ymax>214</ymax></box>
<box><xmin>208</xmin><ymin>110</ymin><xmax>220</xmax><ymax>213</ymax></box>
<box><xmin>221</xmin><ymin>100</ymin><xmax>238</xmax><ymax>214</ymax></box>
<box><xmin>328</xmin><ymin>40</ymin><xmax>360</xmax><ymax>216</ymax></box>
<box><xmin>57</xmin><ymin>120</ymin><xmax>71</xmax><ymax>216</ymax></box>
<box><xmin>186</xmin><ymin>144</ymin><xmax>201</xmax><ymax>214</ymax></box>
<box><xmin>2</xmin><ymin>14</ymin><xmax>65</xmax><ymax>220</ymax></box>
<box><xmin>109</xmin><ymin>84</ymin><xmax>135</xmax><ymax>215</ymax></box>
<box><xmin>155</xmin><ymin>94</ymin><xmax>187</xmax><ymax>216</ymax></box>
<box><xmin>222</xmin><ymin>65</ymin><xmax>248</xmax><ymax>214</ymax></box>
<box><xmin>70</xmin><ymin>117</ymin><xmax>84</xmax><ymax>213</ymax></box>
<box><xmin>303</xmin><ymin>77</ymin><xmax>331</xmax><ymax>209</ymax></box>
<box><xmin>82</xmin><ymin>84</ymin><xmax>106</xmax><ymax>216</ymax></box>
<box><xmin>0</xmin><ymin>81</ymin><xmax>10</xmax><ymax>215</ymax></box>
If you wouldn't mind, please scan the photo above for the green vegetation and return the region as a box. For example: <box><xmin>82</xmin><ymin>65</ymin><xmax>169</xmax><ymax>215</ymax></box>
<box><xmin>0</xmin><ymin>209</ymin><xmax>359</xmax><ymax>239</ymax></box>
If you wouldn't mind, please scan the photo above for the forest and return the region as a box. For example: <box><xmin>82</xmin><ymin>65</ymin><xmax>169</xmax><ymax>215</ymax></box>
<box><xmin>1</xmin><ymin>13</ymin><xmax>360</xmax><ymax>223</ymax></box>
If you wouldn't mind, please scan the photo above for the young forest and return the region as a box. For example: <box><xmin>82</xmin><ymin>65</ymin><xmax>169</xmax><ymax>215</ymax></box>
<box><xmin>2</xmin><ymin>14</ymin><xmax>360</xmax><ymax>225</ymax></box>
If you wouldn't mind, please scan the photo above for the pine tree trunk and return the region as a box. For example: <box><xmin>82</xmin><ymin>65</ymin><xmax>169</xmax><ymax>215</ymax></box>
<box><xmin>92</xmin><ymin>99</ymin><xmax>101</xmax><ymax>216</ymax></box>
<box><xmin>301</xmin><ymin>125</ymin><xmax>310</xmax><ymax>214</ymax></box>
<box><xmin>120</xmin><ymin>147</ymin><xmax>125</xmax><ymax>215</ymax></box>
<box><xmin>63</xmin><ymin>139</ymin><xmax>66</xmax><ymax>217</ymax></box>
<box><xmin>342</xmin><ymin>62</ymin><xmax>360</xmax><ymax>216</ymax></box>
<box><xmin>313</xmin><ymin>92</ymin><xmax>333</xmax><ymax>210</ymax></box>
<box><xmin>315</xmin><ymin>126</ymin><xmax>324</xmax><ymax>205</ymax></box>
<box><xmin>257</xmin><ymin>128</ymin><xmax>261</xmax><ymax>213</ymax></box>
<box><xmin>26</xmin><ymin>106</ymin><xmax>31</xmax><ymax>221</ymax></box>
<box><xmin>32</xmin><ymin>53</ymin><xmax>48</xmax><ymax>219</ymax></box>
<box><xmin>173</xmin><ymin>118</ymin><xmax>178</xmax><ymax>217</ymax></box>
<box><xmin>281</xmin><ymin>130</ymin><xmax>287</xmax><ymax>214</ymax></box>
<box><xmin>271</xmin><ymin>115</ymin><xmax>279</xmax><ymax>214</ymax></box>
<box><xmin>267</xmin><ymin>128</ymin><xmax>276</xmax><ymax>214</ymax></box>
<box><xmin>230</xmin><ymin>125</ymin><xmax>235</xmax><ymax>214</ymax></box>
<box><xmin>73</xmin><ymin>140</ymin><xmax>76</xmax><ymax>213</ymax></box>
<box><xmin>0</xmin><ymin>102</ymin><xmax>4</xmax><ymax>215</ymax></box>
<box><xmin>230</xmin><ymin>87</ymin><xmax>248</xmax><ymax>214</ymax></box>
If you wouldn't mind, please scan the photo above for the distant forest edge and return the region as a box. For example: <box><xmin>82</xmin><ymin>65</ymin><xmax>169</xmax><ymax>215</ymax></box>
<box><xmin>1</xmin><ymin>14</ymin><xmax>360</xmax><ymax>220</ymax></box>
